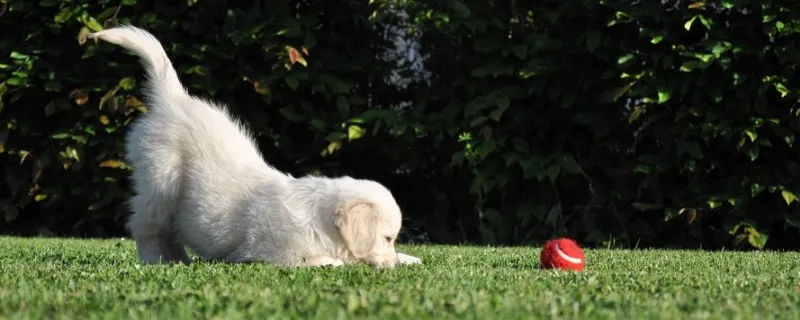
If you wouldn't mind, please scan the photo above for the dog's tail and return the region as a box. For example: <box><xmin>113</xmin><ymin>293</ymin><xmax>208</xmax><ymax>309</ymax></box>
<box><xmin>89</xmin><ymin>25</ymin><xmax>186</xmax><ymax>99</ymax></box>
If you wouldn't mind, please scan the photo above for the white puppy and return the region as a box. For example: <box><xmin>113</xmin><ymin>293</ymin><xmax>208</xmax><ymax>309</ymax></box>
<box><xmin>88</xmin><ymin>25</ymin><xmax>422</xmax><ymax>268</ymax></box>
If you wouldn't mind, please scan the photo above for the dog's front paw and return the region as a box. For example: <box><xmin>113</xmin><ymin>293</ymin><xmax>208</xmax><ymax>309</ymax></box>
<box><xmin>396</xmin><ymin>252</ymin><xmax>422</xmax><ymax>265</ymax></box>
<box><xmin>303</xmin><ymin>256</ymin><xmax>345</xmax><ymax>267</ymax></box>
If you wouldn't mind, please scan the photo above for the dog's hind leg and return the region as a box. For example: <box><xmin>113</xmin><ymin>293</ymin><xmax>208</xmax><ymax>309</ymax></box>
<box><xmin>125</xmin><ymin>152</ymin><xmax>191</xmax><ymax>264</ymax></box>
<box><xmin>127</xmin><ymin>192</ymin><xmax>183</xmax><ymax>264</ymax></box>
<box><xmin>127</xmin><ymin>192</ymin><xmax>192</xmax><ymax>264</ymax></box>
<box><xmin>162</xmin><ymin>232</ymin><xmax>192</xmax><ymax>264</ymax></box>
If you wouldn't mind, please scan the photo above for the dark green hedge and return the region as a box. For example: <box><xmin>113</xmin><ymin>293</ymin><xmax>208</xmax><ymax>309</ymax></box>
<box><xmin>1</xmin><ymin>0</ymin><xmax>799</xmax><ymax>250</ymax></box>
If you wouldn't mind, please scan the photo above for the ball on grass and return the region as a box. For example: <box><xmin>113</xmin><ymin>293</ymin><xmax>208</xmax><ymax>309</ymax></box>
<box><xmin>539</xmin><ymin>237</ymin><xmax>585</xmax><ymax>271</ymax></box>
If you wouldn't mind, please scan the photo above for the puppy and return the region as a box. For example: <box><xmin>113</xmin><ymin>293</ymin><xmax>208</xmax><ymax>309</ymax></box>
<box><xmin>88</xmin><ymin>25</ymin><xmax>422</xmax><ymax>268</ymax></box>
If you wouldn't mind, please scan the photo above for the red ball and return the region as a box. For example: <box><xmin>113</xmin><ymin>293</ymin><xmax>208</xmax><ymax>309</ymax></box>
<box><xmin>540</xmin><ymin>238</ymin><xmax>585</xmax><ymax>271</ymax></box>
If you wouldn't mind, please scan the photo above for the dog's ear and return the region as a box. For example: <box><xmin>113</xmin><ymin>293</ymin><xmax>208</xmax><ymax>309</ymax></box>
<box><xmin>334</xmin><ymin>200</ymin><xmax>379</xmax><ymax>259</ymax></box>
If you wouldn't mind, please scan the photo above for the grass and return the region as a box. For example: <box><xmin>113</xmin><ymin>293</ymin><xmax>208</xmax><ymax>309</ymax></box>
<box><xmin>0</xmin><ymin>237</ymin><xmax>798</xmax><ymax>319</ymax></box>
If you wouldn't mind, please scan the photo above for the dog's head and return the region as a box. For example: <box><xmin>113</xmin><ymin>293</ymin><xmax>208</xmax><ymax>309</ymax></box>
<box><xmin>334</xmin><ymin>180</ymin><xmax>402</xmax><ymax>268</ymax></box>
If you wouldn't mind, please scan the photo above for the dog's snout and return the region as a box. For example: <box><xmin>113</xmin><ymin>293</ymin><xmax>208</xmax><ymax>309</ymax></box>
<box><xmin>385</xmin><ymin>250</ymin><xmax>398</xmax><ymax>267</ymax></box>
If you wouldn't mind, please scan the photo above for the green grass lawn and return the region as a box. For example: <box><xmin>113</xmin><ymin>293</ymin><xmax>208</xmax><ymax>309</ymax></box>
<box><xmin>0</xmin><ymin>236</ymin><xmax>798</xmax><ymax>319</ymax></box>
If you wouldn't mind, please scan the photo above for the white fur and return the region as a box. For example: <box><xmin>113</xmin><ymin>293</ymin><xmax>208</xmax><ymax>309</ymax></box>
<box><xmin>88</xmin><ymin>25</ymin><xmax>422</xmax><ymax>268</ymax></box>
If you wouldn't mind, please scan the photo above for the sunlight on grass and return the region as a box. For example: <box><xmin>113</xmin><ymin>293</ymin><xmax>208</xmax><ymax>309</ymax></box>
<box><xmin>0</xmin><ymin>237</ymin><xmax>798</xmax><ymax>319</ymax></box>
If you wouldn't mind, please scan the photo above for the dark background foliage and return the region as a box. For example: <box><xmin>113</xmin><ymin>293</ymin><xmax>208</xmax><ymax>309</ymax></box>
<box><xmin>1</xmin><ymin>0</ymin><xmax>799</xmax><ymax>250</ymax></box>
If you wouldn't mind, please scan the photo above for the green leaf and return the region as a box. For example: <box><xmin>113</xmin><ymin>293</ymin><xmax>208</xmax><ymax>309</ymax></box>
<box><xmin>585</xmin><ymin>30</ymin><xmax>601</xmax><ymax>53</ymax></box>
<box><xmin>349</xmin><ymin>95</ymin><xmax>366</xmax><ymax>106</ymax></box>
<box><xmin>44</xmin><ymin>80</ymin><xmax>62</xmax><ymax>92</ymax></box>
<box><xmin>628</xmin><ymin>105</ymin><xmax>645</xmax><ymax>123</ymax></box>
<box><xmin>470</xmin><ymin>61</ymin><xmax>514</xmax><ymax>78</ymax></box>
<box><xmin>560</xmin><ymin>155</ymin><xmax>581</xmax><ymax>174</ymax></box>
<box><xmin>545</xmin><ymin>164</ymin><xmax>560</xmax><ymax>183</ymax></box>
<box><xmin>324</xmin><ymin>132</ymin><xmax>347</xmax><ymax>143</ymax></box>
<box><xmin>679</xmin><ymin>60</ymin><xmax>703</xmax><ymax>72</ymax></box>
<box><xmin>359</xmin><ymin>109</ymin><xmax>395</xmax><ymax>121</ymax></box>
<box><xmin>84</xmin><ymin>17</ymin><xmax>104</xmax><ymax>32</ymax></box>
<box><xmin>711</xmin><ymin>41</ymin><xmax>731</xmax><ymax>56</ymax></box>
<box><xmin>632</xmin><ymin>202</ymin><xmax>663</xmax><ymax>211</ymax></box>
<box><xmin>698</xmin><ymin>15</ymin><xmax>713</xmax><ymax>29</ymax></box>
<box><xmin>44</xmin><ymin>101</ymin><xmax>56</xmax><ymax>117</ymax></box>
<box><xmin>336</xmin><ymin>96</ymin><xmax>350</xmax><ymax>115</ymax></box>
<box><xmin>5</xmin><ymin>77</ymin><xmax>24</xmax><ymax>86</ymax></box>
<box><xmin>347</xmin><ymin>125</ymin><xmax>366</xmax><ymax>141</ymax></box>
<box><xmin>781</xmin><ymin>189</ymin><xmax>796</xmax><ymax>205</ymax></box>
<box><xmin>745</xmin><ymin>129</ymin><xmax>757</xmax><ymax>142</ymax></box>
<box><xmin>39</xmin><ymin>0</ymin><xmax>59</xmax><ymax>7</ymax></box>
<box><xmin>9</xmin><ymin>51</ymin><xmax>29</xmax><ymax>60</ymax></box>
<box><xmin>600</xmin><ymin>82</ymin><xmax>635</xmax><ymax>103</ymax></box>
<box><xmin>99</xmin><ymin>159</ymin><xmax>125</xmax><ymax>168</ymax></box>
<box><xmin>617</xmin><ymin>53</ymin><xmax>635</xmax><ymax>64</ymax></box>
<box><xmin>310</xmin><ymin>119</ymin><xmax>326</xmax><ymax>130</ymax></box>
<box><xmin>285</xmin><ymin>76</ymin><xmax>299</xmax><ymax>90</ymax></box>
<box><xmin>786</xmin><ymin>216</ymin><xmax>800</xmax><ymax>229</ymax></box>
<box><xmin>784</xmin><ymin>134</ymin><xmax>795</xmax><ymax>147</ymax></box>
<box><xmin>684</xmin><ymin>15</ymin><xmax>698</xmax><ymax>31</ymax></box>
<box><xmin>279</xmin><ymin>107</ymin><xmax>305</xmax><ymax>122</ymax></box>
<box><xmin>476</xmin><ymin>139</ymin><xmax>496</xmax><ymax>158</ymax></box>
<box><xmin>747</xmin><ymin>231</ymin><xmax>768</xmax><ymax>249</ymax></box>
<box><xmin>650</xmin><ymin>34</ymin><xmax>664</xmax><ymax>44</ymax></box>
<box><xmin>451</xmin><ymin>0</ymin><xmax>471</xmax><ymax>18</ymax></box>
<box><xmin>96</xmin><ymin>6</ymin><xmax>120</xmax><ymax>20</ymax></box>
<box><xmin>54</xmin><ymin>8</ymin><xmax>74</xmax><ymax>23</ymax></box>
<box><xmin>465</xmin><ymin>99</ymin><xmax>489</xmax><ymax>117</ymax></box>
<box><xmin>774</xmin><ymin>83</ymin><xmax>790</xmax><ymax>97</ymax></box>
<box><xmin>469</xmin><ymin>116</ymin><xmax>488</xmax><ymax>127</ymax></box>
<box><xmin>488</xmin><ymin>94</ymin><xmax>510</xmax><ymax>121</ymax></box>
<box><xmin>733</xmin><ymin>234</ymin><xmax>747</xmax><ymax>246</ymax></box>
<box><xmin>77</xmin><ymin>27</ymin><xmax>90</xmax><ymax>45</ymax></box>
<box><xmin>323</xmin><ymin>141</ymin><xmax>342</xmax><ymax>156</ymax></box>
<box><xmin>730</xmin><ymin>222</ymin><xmax>750</xmax><ymax>235</ymax></box>
<box><xmin>98</xmin><ymin>85</ymin><xmax>120</xmax><ymax>110</ymax></box>
<box><xmin>721</xmin><ymin>0</ymin><xmax>734</xmax><ymax>9</ymax></box>
<box><xmin>686</xmin><ymin>142</ymin><xmax>703</xmax><ymax>159</ymax></box>
<box><xmin>607</xmin><ymin>11</ymin><xmax>633</xmax><ymax>27</ymax></box>
<box><xmin>322</xmin><ymin>76</ymin><xmax>351</xmax><ymax>94</ymax></box>
<box><xmin>488</xmin><ymin>109</ymin><xmax>505</xmax><ymax>122</ymax></box>
<box><xmin>512</xmin><ymin>138</ymin><xmax>530</xmax><ymax>154</ymax></box>
<box><xmin>118</xmin><ymin>77</ymin><xmax>136</xmax><ymax>90</ymax></box>
<box><xmin>657</xmin><ymin>90</ymin><xmax>671</xmax><ymax>104</ymax></box>
<box><xmin>694</xmin><ymin>53</ymin><xmax>715</xmax><ymax>63</ymax></box>
<box><xmin>345</xmin><ymin>117</ymin><xmax>365</xmax><ymax>125</ymax></box>
<box><xmin>747</xmin><ymin>146</ymin><xmax>759</xmax><ymax>161</ymax></box>
<box><xmin>512</xmin><ymin>45</ymin><xmax>527</xmax><ymax>60</ymax></box>
<box><xmin>634</xmin><ymin>164</ymin><xmax>651</xmax><ymax>174</ymax></box>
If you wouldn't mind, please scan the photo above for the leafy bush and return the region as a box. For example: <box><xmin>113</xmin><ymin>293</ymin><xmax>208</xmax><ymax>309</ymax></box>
<box><xmin>1</xmin><ymin>0</ymin><xmax>799</xmax><ymax>250</ymax></box>
<box><xmin>396</xmin><ymin>0</ymin><xmax>800</xmax><ymax>249</ymax></box>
